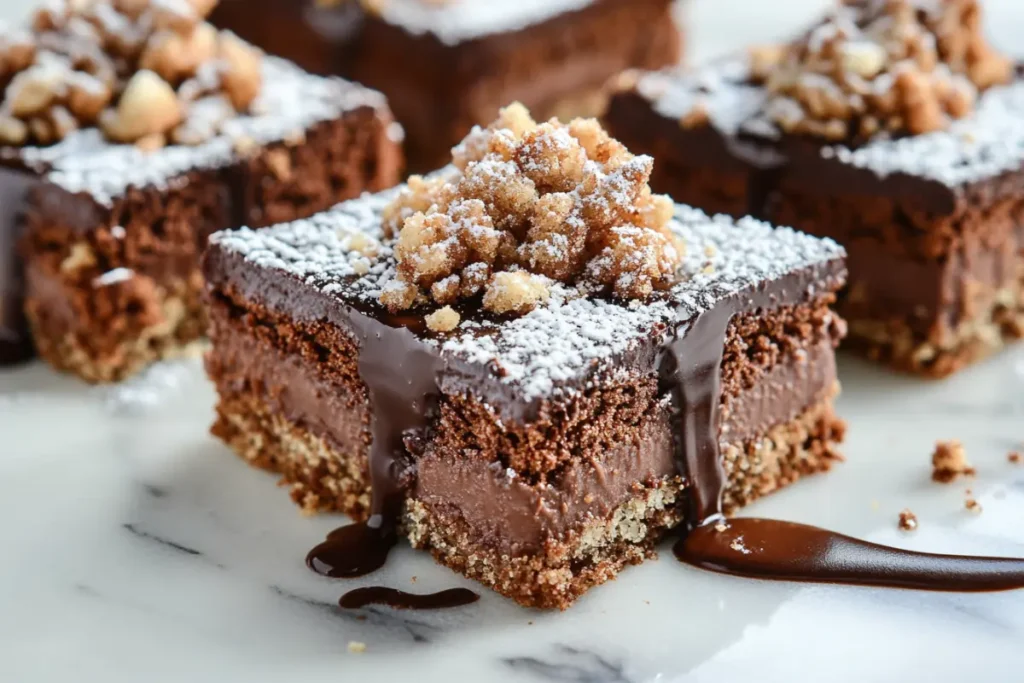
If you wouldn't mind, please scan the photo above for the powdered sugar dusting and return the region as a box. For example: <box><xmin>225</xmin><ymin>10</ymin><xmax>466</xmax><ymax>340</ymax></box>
<box><xmin>637</xmin><ymin>57</ymin><xmax>766</xmax><ymax>137</ymax></box>
<box><xmin>821</xmin><ymin>80</ymin><xmax>1024</xmax><ymax>185</ymax></box>
<box><xmin>369</xmin><ymin>0</ymin><xmax>594</xmax><ymax>45</ymax></box>
<box><xmin>210</xmin><ymin>189</ymin><xmax>843</xmax><ymax>401</ymax></box>
<box><xmin>635</xmin><ymin>58</ymin><xmax>1024</xmax><ymax>188</ymax></box>
<box><xmin>9</xmin><ymin>58</ymin><xmax>388</xmax><ymax>205</ymax></box>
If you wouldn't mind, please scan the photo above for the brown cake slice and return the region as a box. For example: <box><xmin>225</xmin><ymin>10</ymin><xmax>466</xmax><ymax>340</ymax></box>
<box><xmin>203</xmin><ymin>108</ymin><xmax>847</xmax><ymax>609</ymax></box>
<box><xmin>606</xmin><ymin>0</ymin><xmax>1024</xmax><ymax>377</ymax></box>
<box><xmin>210</xmin><ymin>0</ymin><xmax>682</xmax><ymax>171</ymax></box>
<box><xmin>0</xmin><ymin>0</ymin><xmax>402</xmax><ymax>380</ymax></box>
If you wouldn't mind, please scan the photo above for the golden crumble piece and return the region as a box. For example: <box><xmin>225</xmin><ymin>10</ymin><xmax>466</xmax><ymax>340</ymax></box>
<box><xmin>518</xmin><ymin>192</ymin><xmax>586</xmax><ymax>281</ymax></box>
<box><xmin>964</xmin><ymin>497</ymin><xmax>982</xmax><ymax>515</ymax></box>
<box><xmin>381</xmin><ymin>173</ymin><xmax>455</xmax><ymax>237</ymax></box>
<box><xmin>898</xmin><ymin>508</ymin><xmax>918</xmax><ymax>532</ymax></box>
<box><xmin>931</xmin><ymin>439</ymin><xmax>976</xmax><ymax>484</ymax></box>
<box><xmin>483</xmin><ymin>271</ymin><xmax>550</xmax><ymax>315</ymax></box>
<box><xmin>425</xmin><ymin>305</ymin><xmax>460</xmax><ymax>333</ymax></box>
<box><xmin>514</xmin><ymin>122</ymin><xmax>587</xmax><ymax>193</ymax></box>
<box><xmin>452</xmin><ymin>102</ymin><xmax>537</xmax><ymax>170</ymax></box>
<box><xmin>568</xmin><ymin>117</ymin><xmax>631</xmax><ymax>169</ymax></box>
<box><xmin>587</xmin><ymin>226</ymin><xmax>680</xmax><ymax>299</ymax></box>
<box><xmin>458</xmin><ymin>156</ymin><xmax>537</xmax><ymax>235</ymax></box>
<box><xmin>1009</xmin><ymin>451</ymin><xmax>1022</xmax><ymax>464</ymax></box>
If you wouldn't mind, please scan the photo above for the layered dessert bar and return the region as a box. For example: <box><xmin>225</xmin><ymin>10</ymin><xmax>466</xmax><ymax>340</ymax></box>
<box><xmin>204</xmin><ymin>107</ymin><xmax>847</xmax><ymax>608</ymax></box>
<box><xmin>0</xmin><ymin>0</ymin><xmax>401</xmax><ymax>380</ymax></box>
<box><xmin>606</xmin><ymin>0</ymin><xmax>1023</xmax><ymax>377</ymax></box>
<box><xmin>210</xmin><ymin>0</ymin><xmax>682</xmax><ymax>171</ymax></box>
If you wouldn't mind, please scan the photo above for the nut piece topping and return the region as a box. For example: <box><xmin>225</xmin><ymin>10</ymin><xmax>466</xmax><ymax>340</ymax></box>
<box><xmin>759</xmin><ymin>0</ymin><xmax>1012</xmax><ymax>141</ymax></box>
<box><xmin>0</xmin><ymin>0</ymin><xmax>263</xmax><ymax>147</ymax></box>
<box><xmin>931</xmin><ymin>439</ymin><xmax>976</xmax><ymax>483</ymax></box>
<box><xmin>380</xmin><ymin>104</ymin><xmax>684</xmax><ymax>317</ymax></box>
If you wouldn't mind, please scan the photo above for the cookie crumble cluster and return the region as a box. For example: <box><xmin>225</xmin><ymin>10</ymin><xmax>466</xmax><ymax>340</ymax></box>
<box><xmin>756</xmin><ymin>0</ymin><xmax>1012</xmax><ymax>141</ymax></box>
<box><xmin>0</xmin><ymin>0</ymin><xmax>262</xmax><ymax>149</ymax></box>
<box><xmin>931</xmin><ymin>439</ymin><xmax>975</xmax><ymax>483</ymax></box>
<box><xmin>380</xmin><ymin>103</ymin><xmax>684</xmax><ymax>329</ymax></box>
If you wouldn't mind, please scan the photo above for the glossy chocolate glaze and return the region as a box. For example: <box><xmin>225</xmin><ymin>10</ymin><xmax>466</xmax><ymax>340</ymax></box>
<box><xmin>339</xmin><ymin>586</ymin><xmax>480</xmax><ymax>610</ymax></box>
<box><xmin>675</xmin><ymin>518</ymin><xmax>1024</xmax><ymax>592</ymax></box>
<box><xmin>306</xmin><ymin>310</ymin><xmax>442</xmax><ymax>579</ymax></box>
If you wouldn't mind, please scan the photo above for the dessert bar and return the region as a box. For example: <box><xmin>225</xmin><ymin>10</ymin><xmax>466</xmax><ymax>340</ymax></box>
<box><xmin>0</xmin><ymin>0</ymin><xmax>401</xmax><ymax>380</ymax></box>
<box><xmin>203</xmin><ymin>107</ymin><xmax>846</xmax><ymax>608</ymax></box>
<box><xmin>606</xmin><ymin>0</ymin><xmax>1023</xmax><ymax>377</ymax></box>
<box><xmin>210</xmin><ymin>0</ymin><xmax>682</xmax><ymax>171</ymax></box>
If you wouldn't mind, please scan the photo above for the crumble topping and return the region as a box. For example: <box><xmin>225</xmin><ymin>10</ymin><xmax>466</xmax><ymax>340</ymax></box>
<box><xmin>898</xmin><ymin>508</ymin><xmax>918</xmax><ymax>531</ymax></box>
<box><xmin>931</xmin><ymin>439</ymin><xmax>975</xmax><ymax>483</ymax></box>
<box><xmin>0</xmin><ymin>0</ymin><xmax>262</xmax><ymax>149</ymax></box>
<box><xmin>380</xmin><ymin>104</ymin><xmax>683</xmax><ymax>316</ymax></box>
<box><xmin>757</xmin><ymin>0</ymin><xmax>1011</xmax><ymax>141</ymax></box>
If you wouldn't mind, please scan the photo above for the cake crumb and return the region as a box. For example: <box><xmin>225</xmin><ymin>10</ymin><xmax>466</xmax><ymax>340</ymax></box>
<box><xmin>898</xmin><ymin>508</ymin><xmax>918</xmax><ymax>532</ymax></box>
<box><xmin>932</xmin><ymin>440</ymin><xmax>975</xmax><ymax>483</ymax></box>
<box><xmin>965</xmin><ymin>497</ymin><xmax>983</xmax><ymax>515</ymax></box>
<box><xmin>347</xmin><ymin>641</ymin><xmax>367</xmax><ymax>654</ymax></box>
<box><xmin>425</xmin><ymin>306</ymin><xmax>460</xmax><ymax>332</ymax></box>
<box><xmin>1009</xmin><ymin>451</ymin><xmax>1022</xmax><ymax>464</ymax></box>
<box><xmin>410</xmin><ymin>576</ymin><xmax>417</xmax><ymax>583</ymax></box>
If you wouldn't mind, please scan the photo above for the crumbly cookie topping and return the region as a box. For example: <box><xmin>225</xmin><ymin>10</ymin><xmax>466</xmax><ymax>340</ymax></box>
<box><xmin>380</xmin><ymin>104</ymin><xmax>683</xmax><ymax>316</ymax></box>
<box><xmin>0</xmin><ymin>0</ymin><xmax>262</xmax><ymax>148</ymax></box>
<box><xmin>758</xmin><ymin>0</ymin><xmax>1011</xmax><ymax>141</ymax></box>
<box><xmin>931</xmin><ymin>439</ymin><xmax>975</xmax><ymax>483</ymax></box>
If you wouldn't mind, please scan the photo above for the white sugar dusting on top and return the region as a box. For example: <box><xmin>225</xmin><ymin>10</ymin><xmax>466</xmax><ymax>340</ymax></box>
<box><xmin>9</xmin><ymin>57</ymin><xmax>388</xmax><ymax>206</ymax></box>
<box><xmin>210</xmin><ymin>190</ymin><xmax>843</xmax><ymax>401</ymax></box>
<box><xmin>637</xmin><ymin>57</ymin><xmax>766</xmax><ymax>137</ymax></box>
<box><xmin>635</xmin><ymin>58</ymin><xmax>1024</xmax><ymax>188</ymax></box>
<box><xmin>368</xmin><ymin>0</ymin><xmax>594</xmax><ymax>45</ymax></box>
<box><xmin>821</xmin><ymin>80</ymin><xmax>1024</xmax><ymax>185</ymax></box>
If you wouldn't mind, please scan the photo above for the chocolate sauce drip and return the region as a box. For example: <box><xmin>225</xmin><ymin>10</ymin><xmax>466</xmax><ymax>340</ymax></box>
<box><xmin>675</xmin><ymin>518</ymin><xmax>1024</xmax><ymax>592</ymax></box>
<box><xmin>0</xmin><ymin>166</ymin><xmax>37</xmax><ymax>367</ymax></box>
<box><xmin>306</xmin><ymin>522</ymin><xmax>396</xmax><ymax>578</ymax></box>
<box><xmin>661</xmin><ymin>287</ymin><xmax>1024</xmax><ymax>594</ymax></box>
<box><xmin>306</xmin><ymin>312</ymin><xmax>441</xmax><ymax>579</ymax></box>
<box><xmin>660</xmin><ymin>306</ymin><xmax>734</xmax><ymax>522</ymax></box>
<box><xmin>339</xmin><ymin>586</ymin><xmax>480</xmax><ymax>610</ymax></box>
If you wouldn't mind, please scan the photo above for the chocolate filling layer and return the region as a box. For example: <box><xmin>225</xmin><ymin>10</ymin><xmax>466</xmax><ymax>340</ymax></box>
<box><xmin>209</xmin><ymin>309</ymin><xmax>837</xmax><ymax>553</ymax></box>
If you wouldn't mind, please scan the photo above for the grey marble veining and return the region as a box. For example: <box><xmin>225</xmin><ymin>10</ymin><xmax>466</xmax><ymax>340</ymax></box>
<box><xmin>4</xmin><ymin>1</ymin><xmax>1024</xmax><ymax>681</ymax></box>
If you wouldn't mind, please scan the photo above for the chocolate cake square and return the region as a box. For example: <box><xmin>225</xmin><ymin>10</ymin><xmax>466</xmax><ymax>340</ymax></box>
<box><xmin>203</xmin><ymin>107</ymin><xmax>846</xmax><ymax>609</ymax></box>
<box><xmin>210</xmin><ymin>0</ymin><xmax>682</xmax><ymax>171</ymax></box>
<box><xmin>606</xmin><ymin>0</ymin><xmax>1024</xmax><ymax>378</ymax></box>
<box><xmin>0</xmin><ymin>1</ymin><xmax>402</xmax><ymax>381</ymax></box>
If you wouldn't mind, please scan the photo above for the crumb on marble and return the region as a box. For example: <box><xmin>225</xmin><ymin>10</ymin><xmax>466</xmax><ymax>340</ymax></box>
<box><xmin>964</xmin><ymin>497</ymin><xmax>982</xmax><ymax>515</ymax></box>
<box><xmin>898</xmin><ymin>508</ymin><xmax>918</xmax><ymax>531</ymax></box>
<box><xmin>1009</xmin><ymin>451</ymin><xmax>1022</xmax><ymax>464</ymax></box>
<box><xmin>348</xmin><ymin>641</ymin><xmax>367</xmax><ymax>654</ymax></box>
<box><xmin>931</xmin><ymin>439</ymin><xmax>975</xmax><ymax>483</ymax></box>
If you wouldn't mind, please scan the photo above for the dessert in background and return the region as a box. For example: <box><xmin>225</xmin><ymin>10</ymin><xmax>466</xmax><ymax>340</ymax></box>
<box><xmin>0</xmin><ymin>0</ymin><xmax>401</xmax><ymax>380</ymax></box>
<box><xmin>209</xmin><ymin>0</ymin><xmax>682</xmax><ymax>171</ymax></box>
<box><xmin>203</xmin><ymin>106</ymin><xmax>847</xmax><ymax>608</ymax></box>
<box><xmin>606</xmin><ymin>0</ymin><xmax>1023</xmax><ymax>377</ymax></box>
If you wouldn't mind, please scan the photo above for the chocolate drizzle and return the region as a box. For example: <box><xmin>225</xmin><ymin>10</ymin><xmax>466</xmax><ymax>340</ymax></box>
<box><xmin>675</xmin><ymin>518</ymin><xmax>1024</xmax><ymax>592</ymax></box>
<box><xmin>661</xmin><ymin>287</ymin><xmax>1024</xmax><ymax>594</ymax></box>
<box><xmin>660</xmin><ymin>305</ymin><xmax>733</xmax><ymax>523</ymax></box>
<box><xmin>307</xmin><ymin>311</ymin><xmax>442</xmax><ymax>579</ymax></box>
<box><xmin>339</xmin><ymin>586</ymin><xmax>480</xmax><ymax>610</ymax></box>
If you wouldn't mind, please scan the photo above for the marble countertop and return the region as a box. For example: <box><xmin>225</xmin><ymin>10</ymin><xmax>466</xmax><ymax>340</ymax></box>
<box><xmin>3</xmin><ymin>1</ymin><xmax>1024</xmax><ymax>682</ymax></box>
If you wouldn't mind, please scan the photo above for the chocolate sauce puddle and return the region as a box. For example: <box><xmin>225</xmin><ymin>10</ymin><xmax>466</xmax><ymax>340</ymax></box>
<box><xmin>675</xmin><ymin>518</ymin><xmax>1024</xmax><ymax>592</ymax></box>
<box><xmin>339</xmin><ymin>586</ymin><xmax>480</xmax><ymax>610</ymax></box>
<box><xmin>663</xmin><ymin>295</ymin><xmax>1024</xmax><ymax>593</ymax></box>
<box><xmin>306</xmin><ymin>520</ymin><xmax>396</xmax><ymax>578</ymax></box>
